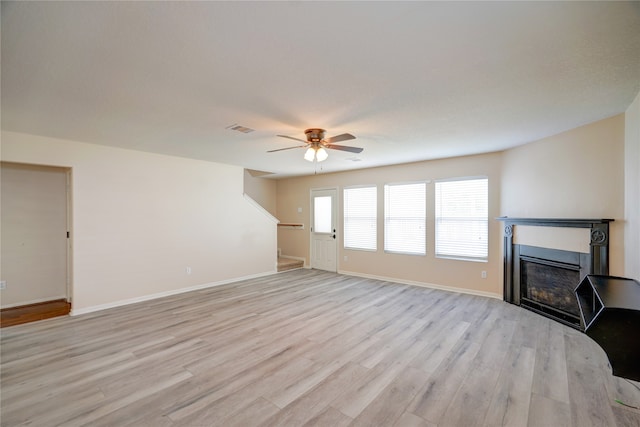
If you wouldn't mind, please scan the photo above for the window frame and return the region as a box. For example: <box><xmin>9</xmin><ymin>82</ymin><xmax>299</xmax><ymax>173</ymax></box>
<box><xmin>343</xmin><ymin>185</ymin><xmax>378</xmax><ymax>252</ymax></box>
<box><xmin>434</xmin><ymin>176</ymin><xmax>489</xmax><ymax>262</ymax></box>
<box><xmin>383</xmin><ymin>181</ymin><xmax>427</xmax><ymax>256</ymax></box>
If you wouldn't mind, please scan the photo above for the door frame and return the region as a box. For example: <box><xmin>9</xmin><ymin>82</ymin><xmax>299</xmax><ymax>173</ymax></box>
<box><xmin>66</xmin><ymin>168</ymin><xmax>73</xmax><ymax>307</ymax></box>
<box><xmin>309</xmin><ymin>187</ymin><xmax>338</xmax><ymax>272</ymax></box>
<box><xmin>0</xmin><ymin>161</ymin><xmax>73</xmax><ymax>309</ymax></box>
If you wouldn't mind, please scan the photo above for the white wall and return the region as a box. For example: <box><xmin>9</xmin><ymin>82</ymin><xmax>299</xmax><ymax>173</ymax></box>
<box><xmin>277</xmin><ymin>152</ymin><xmax>504</xmax><ymax>298</ymax></box>
<box><xmin>278</xmin><ymin>114</ymin><xmax>627</xmax><ymax>298</ymax></box>
<box><xmin>1</xmin><ymin>131</ymin><xmax>277</xmax><ymax>314</ymax></box>
<box><xmin>501</xmin><ymin>114</ymin><xmax>625</xmax><ymax>276</ymax></box>
<box><xmin>243</xmin><ymin>169</ymin><xmax>277</xmax><ymax>217</ymax></box>
<box><xmin>625</xmin><ymin>91</ymin><xmax>640</xmax><ymax>281</ymax></box>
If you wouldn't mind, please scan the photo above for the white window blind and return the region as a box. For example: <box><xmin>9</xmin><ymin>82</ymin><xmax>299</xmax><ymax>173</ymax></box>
<box><xmin>435</xmin><ymin>178</ymin><xmax>488</xmax><ymax>260</ymax></box>
<box><xmin>343</xmin><ymin>186</ymin><xmax>377</xmax><ymax>251</ymax></box>
<box><xmin>384</xmin><ymin>182</ymin><xmax>426</xmax><ymax>255</ymax></box>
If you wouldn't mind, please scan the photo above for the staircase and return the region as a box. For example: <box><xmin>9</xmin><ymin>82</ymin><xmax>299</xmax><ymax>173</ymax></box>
<box><xmin>277</xmin><ymin>257</ymin><xmax>304</xmax><ymax>272</ymax></box>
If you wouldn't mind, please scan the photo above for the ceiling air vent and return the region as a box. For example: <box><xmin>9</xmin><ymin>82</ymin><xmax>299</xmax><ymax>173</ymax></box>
<box><xmin>226</xmin><ymin>123</ymin><xmax>254</xmax><ymax>134</ymax></box>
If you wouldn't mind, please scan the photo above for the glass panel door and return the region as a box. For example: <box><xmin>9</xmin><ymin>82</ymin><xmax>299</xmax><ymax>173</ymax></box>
<box><xmin>310</xmin><ymin>189</ymin><xmax>337</xmax><ymax>272</ymax></box>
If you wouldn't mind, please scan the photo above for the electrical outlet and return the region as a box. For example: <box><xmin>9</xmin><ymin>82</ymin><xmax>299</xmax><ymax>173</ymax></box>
<box><xmin>343</xmin><ymin>255</ymin><xmax>348</xmax><ymax>262</ymax></box>
<box><xmin>186</xmin><ymin>267</ymin><xmax>192</xmax><ymax>275</ymax></box>
<box><xmin>0</xmin><ymin>281</ymin><xmax>6</xmax><ymax>290</ymax></box>
<box><xmin>481</xmin><ymin>271</ymin><xmax>487</xmax><ymax>279</ymax></box>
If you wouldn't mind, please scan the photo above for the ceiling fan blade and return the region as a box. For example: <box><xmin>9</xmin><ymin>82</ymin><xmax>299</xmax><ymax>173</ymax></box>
<box><xmin>325</xmin><ymin>133</ymin><xmax>355</xmax><ymax>144</ymax></box>
<box><xmin>326</xmin><ymin>144</ymin><xmax>363</xmax><ymax>153</ymax></box>
<box><xmin>267</xmin><ymin>145</ymin><xmax>307</xmax><ymax>153</ymax></box>
<box><xmin>277</xmin><ymin>135</ymin><xmax>308</xmax><ymax>144</ymax></box>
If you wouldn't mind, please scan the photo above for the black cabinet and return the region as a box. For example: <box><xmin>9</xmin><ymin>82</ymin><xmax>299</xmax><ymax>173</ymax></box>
<box><xmin>575</xmin><ymin>275</ymin><xmax>640</xmax><ymax>381</ymax></box>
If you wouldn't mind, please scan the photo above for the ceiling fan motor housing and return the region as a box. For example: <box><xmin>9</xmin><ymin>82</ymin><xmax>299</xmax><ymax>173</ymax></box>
<box><xmin>305</xmin><ymin>128</ymin><xmax>326</xmax><ymax>143</ymax></box>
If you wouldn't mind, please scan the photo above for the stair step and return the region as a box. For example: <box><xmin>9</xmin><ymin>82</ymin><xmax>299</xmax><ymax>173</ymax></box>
<box><xmin>277</xmin><ymin>257</ymin><xmax>304</xmax><ymax>272</ymax></box>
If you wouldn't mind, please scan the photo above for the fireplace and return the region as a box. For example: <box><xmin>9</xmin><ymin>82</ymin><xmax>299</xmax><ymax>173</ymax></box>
<box><xmin>498</xmin><ymin>218</ymin><xmax>613</xmax><ymax>329</ymax></box>
<box><xmin>515</xmin><ymin>245</ymin><xmax>590</xmax><ymax>327</ymax></box>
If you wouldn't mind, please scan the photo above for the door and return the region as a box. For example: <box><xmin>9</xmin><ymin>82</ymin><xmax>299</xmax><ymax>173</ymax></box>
<box><xmin>310</xmin><ymin>188</ymin><xmax>337</xmax><ymax>272</ymax></box>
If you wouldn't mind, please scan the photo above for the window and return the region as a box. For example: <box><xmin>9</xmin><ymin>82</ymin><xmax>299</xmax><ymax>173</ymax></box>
<box><xmin>313</xmin><ymin>196</ymin><xmax>332</xmax><ymax>233</ymax></box>
<box><xmin>343</xmin><ymin>186</ymin><xmax>377</xmax><ymax>251</ymax></box>
<box><xmin>435</xmin><ymin>177</ymin><xmax>488</xmax><ymax>261</ymax></box>
<box><xmin>384</xmin><ymin>182</ymin><xmax>426</xmax><ymax>255</ymax></box>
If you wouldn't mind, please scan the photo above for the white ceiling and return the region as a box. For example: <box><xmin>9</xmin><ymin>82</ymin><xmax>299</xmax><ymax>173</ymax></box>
<box><xmin>2</xmin><ymin>1</ymin><xmax>640</xmax><ymax>178</ymax></box>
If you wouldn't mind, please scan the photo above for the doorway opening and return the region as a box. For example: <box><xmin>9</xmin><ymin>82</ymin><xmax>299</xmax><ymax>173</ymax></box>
<box><xmin>1</xmin><ymin>162</ymin><xmax>72</xmax><ymax>327</ymax></box>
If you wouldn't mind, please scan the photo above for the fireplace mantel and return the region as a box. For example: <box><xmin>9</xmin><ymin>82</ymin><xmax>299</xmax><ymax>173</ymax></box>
<box><xmin>497</xmin><ymin>217</ymin><xmax>614</xmax><ymax>327</ymax></box>
<box><xmin>496</xmin><ymin>217</ymin><xmax>614</xmax><ymax>228</ymax></box>
<box><xmin>496</xmin><ymin>217</ymin><xmax>614</xmax><ymax>275</ymax></box>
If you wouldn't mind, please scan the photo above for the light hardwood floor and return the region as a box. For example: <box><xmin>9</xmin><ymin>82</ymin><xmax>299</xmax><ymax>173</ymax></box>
<box><xmin>1</xmin><ymin>269</ymin><xmax>639</xmax><ymax>426</ymax></box>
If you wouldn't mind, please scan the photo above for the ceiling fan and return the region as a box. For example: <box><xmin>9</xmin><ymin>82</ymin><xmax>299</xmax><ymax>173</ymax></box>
<box><xmin>268</xmin><ymin>128</ymin><xmax>363</xmax><ymax>162</ymax></box>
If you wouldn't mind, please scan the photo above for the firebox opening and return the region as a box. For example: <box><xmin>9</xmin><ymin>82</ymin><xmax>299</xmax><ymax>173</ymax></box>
<box><xmin>514</xmin><ymin>245</ymin><xmax>591</xmax><ymax>328</ymax></box>
<box><xmin>520</xmin><ymin>257</ymin><xmax>582</xmax><ymax>326</ymax></box>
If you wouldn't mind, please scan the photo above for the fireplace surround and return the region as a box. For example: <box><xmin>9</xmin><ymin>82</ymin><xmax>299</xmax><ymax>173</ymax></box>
<box><xmin>497</xmin><ymin>217</ymin><xmax>613</xmax><ymax>328</ymax></box>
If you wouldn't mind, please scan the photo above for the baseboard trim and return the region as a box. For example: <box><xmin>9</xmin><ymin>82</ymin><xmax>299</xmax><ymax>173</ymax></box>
<box><xmin>70</xmin><ymin>270</ymin><xmax>277</xmax><ymax>316</ymax></box>
<box><xmin>337</xmin><ymin>269</ymin><xmax>502</xmax><ymax>300</ymax></box>
<box><xmin>71</xmin><ymin>268</ymin><xmax>500</xmax><ymax>316</ymax></box>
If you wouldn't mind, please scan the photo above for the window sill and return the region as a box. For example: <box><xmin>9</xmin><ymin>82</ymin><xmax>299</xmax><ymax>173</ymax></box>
<box><xmin>384</xmin><ymin>250</ymin><xmax>426</xmax><ymax>256</ymax></box>
<box><xmin>436</xmin><ymin>255</ymin><xmax>488</xmax><ymax>263</ymax></box>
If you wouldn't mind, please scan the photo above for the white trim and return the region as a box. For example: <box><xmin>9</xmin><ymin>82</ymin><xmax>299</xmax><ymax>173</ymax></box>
<box><xmin>243</xmin><ymin>193</ymin><xmax>279</xmax><ymax>223</ymax></box>
<box><xmin>68</xmin><ymin>268</ymin><xmax>500</xmax><ymax>317</ymax></box>
<box><xmin>70</xmin><ymin>270</ymin><xmax>276</xmax><ymax>316</ymax></box>
<box><xmin>66</xmin><ymin>167</ymin><xmax>74</xmax><ymax>308</ymax></box>
<box><xmin>310</xmin><ymin>187</ymin><xmax>339</xmax><ymax>272</ymax></box>
<box><xmin>435</xmin><ymin>255</ymin><xmax>488</xmax><ymax>263</ymax></box>
<box><xmin>434</xmin><ymin>175</ymin><xmax>488</xmax><ymax>183</ymax></box>
<box><xmin>343</xmin><ymin>183</ymin><xmax>378</xmax><ymax>190</ymax></box>
<box><xmin>343</xmin><ymin>185</ymin><xmax>378</xmax><ymax>252</ymax></box>
<box><xmin>1</xmin><ymin>295</ymin><xmax>68</xmax><ymax>309</ymax></box>
<box><xmin>337</xmin><ymin>269</ymin><xmax>502</xmax><ymax>300</ymax></box>
<box><xmin>384</xmin><ymin>179</ymin><xmax>431</xmax><ymax>186</ymax></box>
<box><xmin>384</xmin><ymin>181</ymin><xmax>427</xmax><ymax>256</ymax></box>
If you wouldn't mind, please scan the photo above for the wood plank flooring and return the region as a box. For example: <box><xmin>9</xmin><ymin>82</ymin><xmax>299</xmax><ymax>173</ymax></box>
<box><xmin>1</xmin><ymin>269</ymin><xmax>639</xmax><ymax>426</ymax></box>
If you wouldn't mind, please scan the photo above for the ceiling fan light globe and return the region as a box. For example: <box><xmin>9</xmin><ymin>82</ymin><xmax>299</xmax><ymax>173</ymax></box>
<box><xmin>304</xmin><ymin>147</ymin><xmax>316</xmax><ymax>162</ymax></box>
<box><xmin>316</xmin><ymin>147</ymin><xmax>329</xmax><ymax>162</ymax></box>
